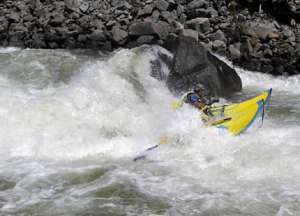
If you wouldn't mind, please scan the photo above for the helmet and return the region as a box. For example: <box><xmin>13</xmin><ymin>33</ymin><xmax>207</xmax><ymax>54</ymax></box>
<box><xmin>194</xmin><ymin>84</ymin><xmax>204</xmax><ymax>92</ymax></box>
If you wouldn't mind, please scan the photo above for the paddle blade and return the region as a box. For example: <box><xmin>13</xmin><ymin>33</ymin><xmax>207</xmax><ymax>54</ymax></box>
<box><xmin>171</xmin><ymin>100</ymin><xmax>181</xmax><ymax>109</ymax></box>
<box><xmin>159</xmin><ymin>136</ymin><xmax>168</xmax><ymax>145</ymax></box>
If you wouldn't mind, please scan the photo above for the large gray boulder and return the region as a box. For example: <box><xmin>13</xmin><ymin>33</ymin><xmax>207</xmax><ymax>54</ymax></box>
<box><xmin>166</xmin><ymin>35</ymin><xmax>242</xmax><ymax>97</ymax></box>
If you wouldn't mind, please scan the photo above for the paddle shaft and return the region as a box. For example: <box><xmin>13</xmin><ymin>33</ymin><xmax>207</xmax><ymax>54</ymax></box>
<box><xmin>133</xmin><ymin>144</ymin><xmax>159</xmax><ymax>161</ymax></box>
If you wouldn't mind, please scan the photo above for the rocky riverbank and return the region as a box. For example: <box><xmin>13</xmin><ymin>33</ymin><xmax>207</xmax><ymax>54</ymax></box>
<box><xmin>0</xmin><ymin>0</ymin><xmax>299</xmax><ymax>75</ymax></box>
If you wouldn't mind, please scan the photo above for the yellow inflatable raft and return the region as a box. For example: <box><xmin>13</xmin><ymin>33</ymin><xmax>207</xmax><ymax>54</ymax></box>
<box><xmin>202</xmin><ymin>88</ymin><xmax>272</xmax><ymax>135</ymax></box>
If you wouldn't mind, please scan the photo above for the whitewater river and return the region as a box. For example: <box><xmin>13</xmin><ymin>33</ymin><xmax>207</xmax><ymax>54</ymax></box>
<box><xmin>0</xmin><ymin>46</ymin><xmax>299</xmax><ymax>216</ymax></box>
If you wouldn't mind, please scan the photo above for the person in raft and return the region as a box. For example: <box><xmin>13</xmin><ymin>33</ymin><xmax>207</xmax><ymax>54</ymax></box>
<box><xmin>182</xmin><ymin>85</ymin><xmax>219</xmax><ymax>115</ymax></box>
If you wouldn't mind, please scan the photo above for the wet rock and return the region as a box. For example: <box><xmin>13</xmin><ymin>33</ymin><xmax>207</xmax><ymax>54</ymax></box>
<box><xmin>167</xmin><ymin>35</ymin><xmax>242</xmax><ymax>96</ymax></box>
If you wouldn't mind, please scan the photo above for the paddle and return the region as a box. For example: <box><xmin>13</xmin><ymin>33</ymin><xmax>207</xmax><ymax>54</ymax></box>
<box><xmin>133</xmin><ymin>137</ymin><xmax>168</xmax><ymax>161</ymax></box>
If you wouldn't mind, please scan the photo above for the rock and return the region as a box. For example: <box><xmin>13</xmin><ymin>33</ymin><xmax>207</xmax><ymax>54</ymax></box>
<box><xmin>250</xmin><ymin>21</ymin><xmax>277</xmax><ymax>41</ymax></box>
<box><xmin>267</xmin><ymin>32</ymin><xmax>279</xmax><ymax>40</ymax></box>
<box><xmin>189</xmin><ymin>8</ymin><xmax>211</xmax><ymax>18</ymax></box>
<box><xmin>31</xmin><ymin>32</ymin><xmax>47</xmax><ymax>48</ymax></box>
<box><xmin>77</xmin><ymin>34</ymin><xmax>87</xmax><ymax>42</ymax></box>
<box><xmin>106</xmin><ymin>20</ymin><xmax>116</xmax><ymax>28</ymax></box>
<box><xmin>6</xmin><ymin>12</ymin><xmax>20</xmax><ymax>23</ymax></box>
<box><xmin>65</xmin><ymin>0</ymin><xmax>80</xmax><ymax>13</ymax></box>
<box><xmin>49</xmin><ymin>14</ymin><xmax>65</xmax><ymax>27</ymax></box>
<box><xmin>170</xmin><ymin>21</ymin><xmax>184</xmax><ymax>33</ymax></box>
<box><xmin>151</xmin><ymin>10</ymin><xmax>160</xmax><ymax>22</ymax></box>
<box><xmin>89</xmin><ymin>30</ymin><xmax>106</xmax><ymax>41</ymax></box>
<box><xmin>219</xmin><ymin>22</ymin><xmax>230</xmax><ymax>30</ymax></box>
<box><xmin>166</xmin><ymin>35</ymin><xmax>242</xmax><ymax>96</ymax></box>
<box><xmin>91</xmin><ymin>19</ymin><xmax>105</xmax><ymax>30</ymax></box>
<box><xmin>229</xmin><ymin>43</ymin><xmax>241</xmax><ymax>60</ymax></box>
<box><xmin>209</xmin><ymin>30</ymin><xmax>227</xmax><ymax>43</ymax></box>
<box><xmin>48</xmin><ymin>42</ymin><xmax>59</xmax><ymax>49</ymax></box>
<box><xmin>155</xmin><ymin>0</ymin><xmax>169</xmax><ymax>11</ymax></box>
<box><xmin>240</xmin><ymin>36</ymin><xmax>253</xmax><ymax>60</ymax></box>
<box><xmin>111</xmin><ymin>0</ymin><xmax>123</xmax><ymax>7</ymax></box>
<box><xmin>161</xmin><ymin>11</ymin><xmax>177</xmax><ymax>23</ymax></box>
<box><xmin>187</xmin><ymin>0</ymin><xmax>206</xmax><ymax>10</ymax></box>
<box><xmin>179</xmin><ymin>13</ymin><xmax>187</xmax><ymax>24</ymax></box>
<box><xmin>263</xmin><ymin>49</ymin><xmax>273</xmax><ymax>57</ymax></box>
<box><xmin>208</xmin><ymin>7</ymin><xmax>218</xmax><ymax>17</ymax></box>
<box><xmin>137</xmin><ymin>35</ymin><xmax>155</xmax><ymax>44</ymax></box>
<box><xmin>212</xmin><ymin>40</ymin><xmax>226</xmax><ymax>53</ymax></box>
<box><xmin>239</xmin><ymin>22</ymin><xmax>258</xmax><ymax>38</ymax></box>
<box><xmin>79</xmin><ymin>1</ymin><xmax>90</xmax><ymax>13</ymax></box>
<box><xmin>177</xmin><ymin>4</ymin><xmax>185</xmax><ymax>16</ymax></box>
<box><xmin>186</xmin><ymin>17</ymin><xmax>210</xmax><ymax>33</ymax></box>
<box><xmin>138</xmin><ymin>4</ymin><xmax>154</xmax><ymax>17</ymax></box>
<box><xmin>9</xmin><ymin>33</ymin><xmax>25</xmax><ymax>47</ymax></box>
<box><xmin>180</xmin><ymin>29</ymin><xmax>198</xmax><ymax>42</ymax></box>
<box><xmin>282</xmin><ymin>28</ymin><xmax>295</xmax><ymax>42</ymax></box>
<box><xmin>112</xmin><ymin>26</ymin><xmax>128</xmax><ymax>44</ymax></box>
<box><xmin>0</xmin><ymin>18</ymin><xmax>8</xmax><ymax>33</ymax></box>
<box><xmin>129</xmin><ymin>21</ymin><xmax>168</xmax><ymax>40</ymax></box>
<box><xmin>45</xmin><ymin>32</ymin><xmax>63</xmax><ymax>42</ymax></box>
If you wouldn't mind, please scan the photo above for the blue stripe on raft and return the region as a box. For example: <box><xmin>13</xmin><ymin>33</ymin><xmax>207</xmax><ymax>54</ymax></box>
<box><xmin>264</xmin><ymin>88</ymin><xmax>272</xmax><ymax>108</ymax></box>
<box><xmin>235</xmin><ymin>88</ymin><xmax>272</xmax><ymax>135</ymax></box>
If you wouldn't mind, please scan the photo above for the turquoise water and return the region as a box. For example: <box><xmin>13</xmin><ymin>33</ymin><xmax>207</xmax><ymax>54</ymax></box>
<box><xmin>0</xmin><ymin>47</ymin><xmax>299</xmax><ymax>216</ymax></box>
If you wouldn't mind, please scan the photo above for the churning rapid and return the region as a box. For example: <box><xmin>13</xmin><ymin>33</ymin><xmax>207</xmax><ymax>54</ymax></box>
<box><xmin>0</xmin><ymin>46</ymin><xmax>299</xmax><ymax>216</ymax></box>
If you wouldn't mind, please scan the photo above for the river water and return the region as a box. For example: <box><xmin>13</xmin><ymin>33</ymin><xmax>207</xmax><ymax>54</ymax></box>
<box><xmin>0</xmin><ymin>46</ymin><xmax>299</xmax><ymax>216</ymax></box>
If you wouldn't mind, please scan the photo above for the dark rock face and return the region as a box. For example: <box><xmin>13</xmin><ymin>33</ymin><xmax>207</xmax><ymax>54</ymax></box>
<box><xmin>166</xmin><ymin>35</ymin><xmax>242</xmax><ymax>97</ymax></box>
<box><xmin>0</xmin><ymin>0</ymin><xmax>299</xmax><ymax>75</ymax></box>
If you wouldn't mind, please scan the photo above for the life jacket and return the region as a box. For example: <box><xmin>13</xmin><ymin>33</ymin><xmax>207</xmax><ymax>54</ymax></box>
<box><xmin>184</xmin><ymin>92</ymin><xmax>203</xmax><ymax>105</ymax></box>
